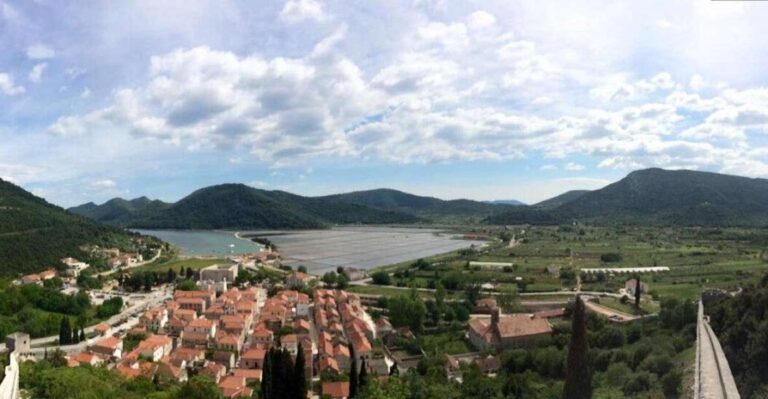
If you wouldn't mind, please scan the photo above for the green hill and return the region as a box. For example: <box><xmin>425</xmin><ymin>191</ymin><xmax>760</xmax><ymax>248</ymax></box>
<box><xmin>320</xmin><ymin>188</ymin><xmax>515</xmax><ymax>221</ymax></box>
<box><xmin>69</xmin><ymin>196</ymin><xmax>170</xmax><ymax>225</ymax></box>
<box><xmin>0</xmin><ymin>178</ymin><xmax>143</xmax><ymax>276</ymax></box>
<box><xmin>533</xmin><ymin>190</ymin><xmax>590</xmax><ymax>209</ymax></box>
<box><xmin>75</xmin><ymin>184</ymin><xmax>420</xmax><ymax>229</ymax></box>
<box><xmin>486</xmin><ymin>168</ymin><xmax>768</xmax><ymax>226</ymax></box>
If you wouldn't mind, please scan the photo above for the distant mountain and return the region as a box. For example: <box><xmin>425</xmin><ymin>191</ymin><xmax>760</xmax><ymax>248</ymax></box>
<box><xmin>486</xmin><ymin>168</ymin><xmax>768</xmax><ymax>226</ymax></box>
<box><xmin>73</xmin><ymin>184</ymin><xmax>419</xmax><ymax>229</ymax></box>
<box><xmin>533</xmin><ymin>190</ymin><xmax>590</xmax><ymax>210</ymax></box>
<box><xmin>320</xmin><ymin>188</ymin><xmax>516</xmax><ymax>221</ymax></box>
<box><xmin>486</xmin><ymin>199</ymin><xmax>526</xmax><ymax>206</ymax></box>
<box><xmin>69</xmin><ymin>196</ymin><xmax>171</xmax><ymax>225</ymax></box>
<box><xmin>0</xmin><ymin>178</ymin><xmax>140</xmax><ymax>275</ymax></box>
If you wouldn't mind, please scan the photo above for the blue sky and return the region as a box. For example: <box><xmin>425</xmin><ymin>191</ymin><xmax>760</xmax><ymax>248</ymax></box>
<box><xmin>2</xmin><ymin>0</ymin><xmax>768</xmax><ymax>207</ymax></box>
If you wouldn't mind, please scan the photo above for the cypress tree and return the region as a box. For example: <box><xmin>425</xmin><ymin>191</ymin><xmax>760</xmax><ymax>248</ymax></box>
<box><xmin>635</xmin><ymin>277</ymin><xmax>642</xmax><ymax>309</ymax></box>
<box><xmin>563</xmin><ymin>296</ymin><xmax>592</xmax><ymax>399</ymax></box>
<box><xmin>294</xmin><ymin>343</ymin><xmax>307</xmax><ymax>399</ymax></box>
<box><xmin>72</xmin><ymin>328</ymin><xmax>79</xmax><ymax>344</ymax></box>
<box><xmin>349</xmin><ymin>345</ymin><xmax>359</xmax><ymax>399</ymax></box>
<box><xmin>80</xmin><ymin>327</ymin><xmax>86</xmax><ymax>342</ymax></box>
<box><xmin>261</xmin><ymin>349</ymin><xmax>272</xmax><ymax>399</ymax></box>
<box><xmin>358</xmin><ymin>358</ymin><xmax>369</xmax><ymax>390</ymax></box>
<box><xmin>59</xmin><ymin>317</ymin><xmax>71</xmax><ymax>345</ymax></box>
<box><xmin>282</xmin><ymin>349</ymin><xmax>294</xmax><ymax>399</ymax></box>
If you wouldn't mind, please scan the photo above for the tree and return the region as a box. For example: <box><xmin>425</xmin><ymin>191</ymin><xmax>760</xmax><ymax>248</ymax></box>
<box><xmin>322</xmin><ymin>272</ymin><xmax>337</xmax><ymax>286</ymax></box>
<box><xmin>358</xmin><ymin>358</ymin><xmax>369</xmax><ymax>391</ymax></box>
<box><xmin>297</xmin><ymin>265</ymin><xmax>307</xmax><ymax>273</ymax></box>
<box><xmin>435</xmin><ymin>282</ymin><xmax>446</xmax><ymax>309</ymax></box>
<box><xmin>464</xmin><ymin>281</ymin><xmax>482</xmax><ymax>307</ymax></box>
<box><xmin>261</xmin><ymin>348</ymin><xmax>272</xmax><ymax>399</ymax></box>
<box><xmin>497</xmin><ymin>285</ymin><xmax>519</xmax><ymax>313</ymax></box>
<box><xmin>294</xmin><ymin>343</ymin><xmax>307</xmax><ymax>399</ymax></box>
<box><xmin>178</xmin><ymin>376</ymin><xmax>224</xmax><ymax>399</ymax></box>
<box><xmin>562</xmin><ymin>296</ymin><xmax>591</xmax><ymax>399</ymax></box>
<box><xmin>388</xmin><ymin>295</ymin><xmax>426</xmax><ymax>332</ymax></box>
<box><xmin>336</xmin><ymin>273</ymin><xmax>349</xmax><ymax>289</ymax></box>
<box><xmin>371</xmin><ymin>271</ymin><xmax>391</xmax><ymax>286</ymax></box>
<box><xmin>167</xmin><ymin>268</ymin><xmax>177</xmax><ymax>283</ymax></box>
<box><xmin>79</xmin><ymin>327</ymin><xmax>85</xmax><ymax>342</ymax></box>
<box><xmin>349</xmin><ymin>345</ymin><xmax>359</xmax><ymax>399</ymax></box>
<box><xmin>661</xmin><ymin>369</ymin><xmax>682</xmax><ymax>397</ymax></box>
<box><xmin>59</xmin><ymin>316</ymin><xmax>71</xmax><ymax>345</ymax></box>
<box><xmin>634</xmin><ymin>277</ymin><xmax>641</xmax><ymax>309</ymax></box>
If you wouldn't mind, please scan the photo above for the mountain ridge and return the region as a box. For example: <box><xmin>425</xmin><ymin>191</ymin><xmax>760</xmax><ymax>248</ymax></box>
<box><xmin>486</xmin><ymin>168</ymin><xmax>768</xmax><ymax>226</ymax></box>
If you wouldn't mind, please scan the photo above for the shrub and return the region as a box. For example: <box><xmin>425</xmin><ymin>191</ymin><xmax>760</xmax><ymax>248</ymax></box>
<box><xmin>371</xmin><ymin>271</ymin><xmax>391</xmax><ymax>286</ymax></box>
<box><xmin>600</xmin><ymin>253</ymin><xmax>623</xmax><ymax>263</ymax></box>
<box><xmin>604</xmin><ymin>362</ymin><xmax>631</xmax><ymax>386</ymax></box>
<box><xmin>661</xmin><ymin>369</ymin><xmax>682</xmax><ymax>397</ymax></box>
<box><xmin>622</xmin><ymin>372</ymin><xmax>655</xmax><ymax>395</ymax></box>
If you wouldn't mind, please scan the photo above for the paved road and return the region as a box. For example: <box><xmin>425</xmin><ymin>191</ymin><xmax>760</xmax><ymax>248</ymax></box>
<box><xmin>0</xmin><ymin>287</ymin><xmax>172</xmax><ymax>352</ymax></box>
<box><xmin>94</xmin><ymin>249</ymin><xmax>163</xmax><ymax>277</ymax></box>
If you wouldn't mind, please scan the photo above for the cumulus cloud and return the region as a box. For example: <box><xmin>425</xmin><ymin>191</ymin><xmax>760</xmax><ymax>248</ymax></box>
<box><xmin>279</xmin><ymin>0</ymin><xmax>325</xmax><ymax>23</ymax></box>
<box><xmin>26</xmin><ymin>43</ymin><xmax>55</xmax><ymax>60</ymax></box>
<box><xmin>0</xmin><ymin>73</ymin><xmax>24</xmax><ymax>95</ymax></box>
<box><xmin>28</xmin><ymin>63</ymin><xmax>47</xmax><ymax>83</ymax></box>
<box><xmin>41</xmin><ymin>10</ymin><xmax>768</xmax><ymax>180</ymax></box>
<box><xmin>467</xmin><ymin>11</ymin><xmax>496</xmax><ymax>30</ymax></box>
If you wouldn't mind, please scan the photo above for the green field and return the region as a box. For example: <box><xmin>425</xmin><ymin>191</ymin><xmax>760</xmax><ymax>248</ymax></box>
<box><xmin>130</xmin><ymin>257</ymin><xmax>230</xmax><ymax>274</ymax></box>
<box><xmin>367</xmin><ymin>226</ymin><xmax>768</xmax><ymax>302</ymax></box>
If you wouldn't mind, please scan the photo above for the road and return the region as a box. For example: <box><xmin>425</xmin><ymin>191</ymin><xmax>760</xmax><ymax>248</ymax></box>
<box><xmin>583</xmin><ymin>300</ymin><xmax>639</xmax><ymax>322</ymax></box>
<box><xmin>0</xmin><ymin>286</ymin><xmax>173</xmax><ymax>353</ymax></box>
<box><xmin>94</xmin><ymin>249</ymin><xmax>163</xmax><ymax>277</ymax></box>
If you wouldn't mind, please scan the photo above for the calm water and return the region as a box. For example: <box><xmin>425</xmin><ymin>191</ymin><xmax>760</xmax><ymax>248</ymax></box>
<box><xmin>243</xmin><ymin>226</ymin><xmax>486</xmax><ymax>274</ymax></box>
<box><xmin>134</xmin><ymin>230</ymin><xmax>263</xmax><ymax>256</ymax></box>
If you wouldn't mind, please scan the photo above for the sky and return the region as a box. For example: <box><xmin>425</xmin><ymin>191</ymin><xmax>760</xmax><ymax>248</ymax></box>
<box><xmin>2</xmin><ymin>0</ymin><xmax>768</xmax><ymax>207</ymax></box>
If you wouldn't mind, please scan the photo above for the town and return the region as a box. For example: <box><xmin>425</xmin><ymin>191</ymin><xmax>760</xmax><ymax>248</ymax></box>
<box><xmin>3</xmin><ymin>225</ymin><xmax>706</xmax><ymax>399</ymax></box>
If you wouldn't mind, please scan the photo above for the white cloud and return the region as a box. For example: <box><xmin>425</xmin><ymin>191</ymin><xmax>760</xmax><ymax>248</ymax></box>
<box><xmin>279</xmin><ymin>0</ymin><xmax>325</xmax><ymax>23</ymax></box>
<box><xmin>89</xmin><ymin>179</ymin><xmax>117</xmax><ymax>189</ymax></box>
<box><xmin>655</xmin><ymin>19</ymin><xmax>674</xmax><ymax>29</ymax></box>
<box><xmin>26</xmin><ymin>43</ymin><xmax>55</xmax><ymax>60</ymax></box>
<box><xmin>28</xmin><ymin>63</ymin><xmax>47</xmax><ymax>83</ymax></box>
<box><xmin>0</xmin><ymin>162</ymin><xmax>42</xmax><ymax>184</ymax></box>
<box><xmin>466</xmin><ymin>11</ymin><xmax>496</xmax><ymax>30</ymax></box>
<box><xmin>0</xmin><ymin>73</ymin><xmax>24</xmax><ymax>95</ymax></box>
<box><xmin>37</xmin><ymin>8</ymin><xmax>768</xmax><ymax>183</ymax></box>
<box><xmin>564</xmin><ymin>162</ymin><xmax>585</xmax><ymax>171</ymax></box>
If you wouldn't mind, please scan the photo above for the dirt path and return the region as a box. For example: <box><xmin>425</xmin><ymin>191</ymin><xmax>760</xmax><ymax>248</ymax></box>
<box><xmin>584</xmin><ymin>300</ymin><xmax>638</xmax><ymax>322</ymax></box>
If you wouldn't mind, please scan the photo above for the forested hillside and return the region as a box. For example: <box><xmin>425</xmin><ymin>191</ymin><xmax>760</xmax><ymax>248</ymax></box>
<box><xmin>486</xmin><ymin>168</ymin><xmax>768</xmax><ymax>226</ymax></box>
<box><xmin>107</xmin><ymin>184</ymin><xmax>420</xmax><ymax>229</ymax></box>
<box><xmin>708</xmin><ymin>281</ymin><xmax>768</xmax><ymax>398</ymax></box>
<box><xmin>0</xmin><ymin>178</ymin><xmax>140</xmax><ymax>275</ymax></box>
<box><xmin>321</xmin><ymin>188</ymin><xmax>516</xmax><ymax>220</ymax></box>
<box><xmin>69</xmin><ymin>197</ymin><xmax>170</xmax><ymax>225</ymax></box>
